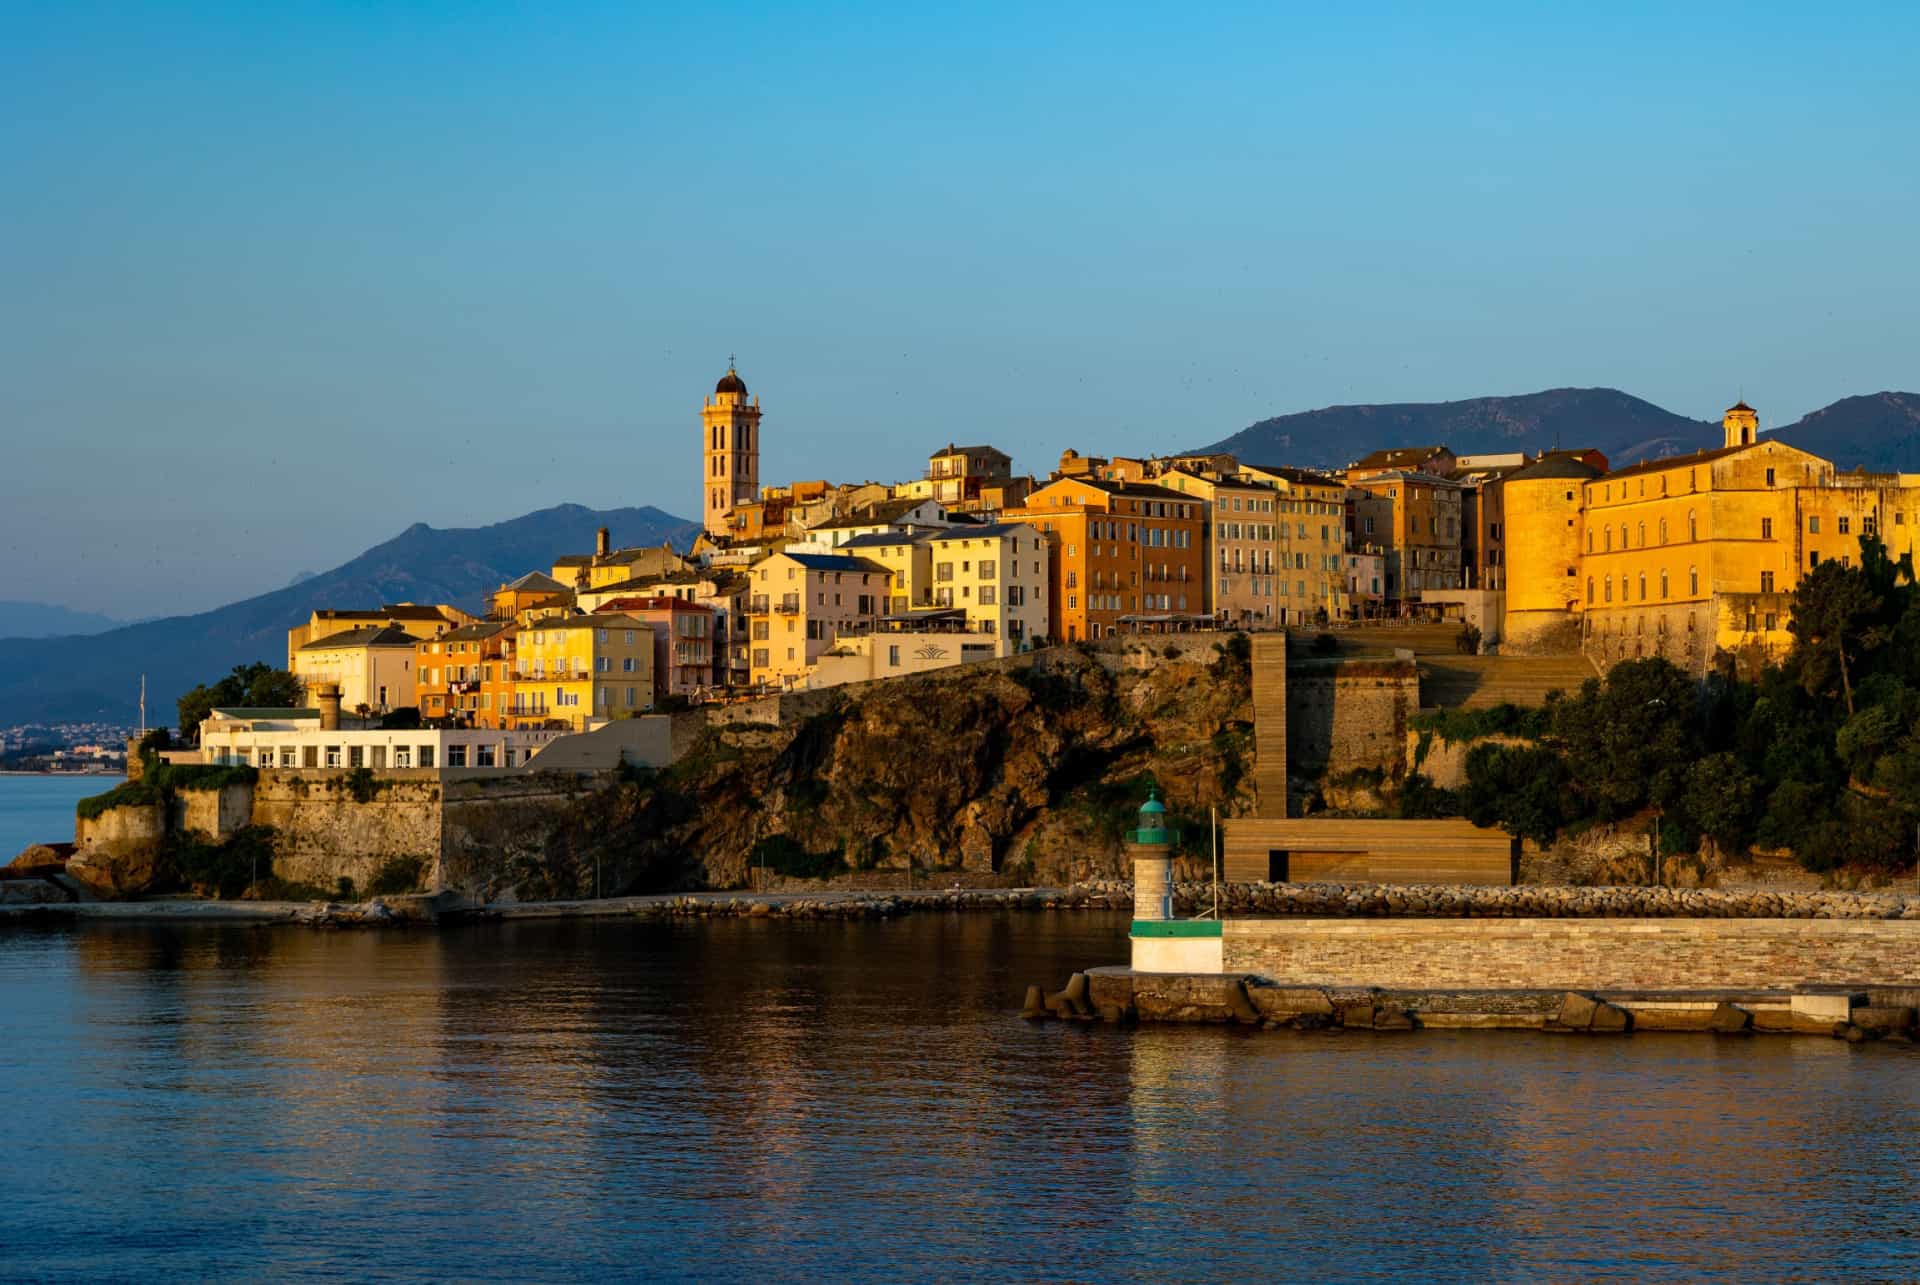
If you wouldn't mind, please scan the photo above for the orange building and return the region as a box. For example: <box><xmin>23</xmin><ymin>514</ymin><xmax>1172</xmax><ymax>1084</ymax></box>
<box><xmin>490</xmin><ymin>571</ymin><xmax>572</xmax><ymax>621</ymax></box>
<box><xmin>416</xmin><ymin>620</ymin><xmax>517</xmax><ymax>728</ymax></box>
<box><xmin>1005</xmin><ymin>477</ymin><xmax>1206</xmax><ymax>641</ymax></box>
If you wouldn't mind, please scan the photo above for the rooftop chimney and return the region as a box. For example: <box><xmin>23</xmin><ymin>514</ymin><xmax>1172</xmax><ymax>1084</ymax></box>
<box><xmin>596</xmin><ymin>526</ymin><xmax>611</xmax><ymax>558</ymax></box>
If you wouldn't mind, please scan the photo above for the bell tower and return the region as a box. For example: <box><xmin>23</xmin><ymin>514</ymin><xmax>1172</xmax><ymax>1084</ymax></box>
<box><xmin>1722</xmin><ymin>399</ymin><xmax>1759</xmax><ymax>449</ymax></box>
<box><xmin>702</xmin><ymin>360</ymin><xmax>762</xmax><ymax>538</ymax></box>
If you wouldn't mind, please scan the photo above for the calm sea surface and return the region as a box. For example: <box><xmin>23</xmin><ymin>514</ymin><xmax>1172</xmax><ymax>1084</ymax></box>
<box><xmin>0</xmin><ymin>772</ymin><xmax>118</xmax><ymax>855</ymax></box>
<box><xmin>4</xmin><ymin>903</ymin><xmax>1920</xmax><ymax>1283</ymax></box>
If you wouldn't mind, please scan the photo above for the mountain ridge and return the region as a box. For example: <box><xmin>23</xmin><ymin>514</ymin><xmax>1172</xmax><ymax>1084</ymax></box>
<box><xmin>1198</xmin><ymin>388</ymin><xmax>1920</xmax><ymax>473</ymax></box>
<box><xmin>0</xmin><ymin>503</ymin><xmax>698</xmax><ymax>727</ymax></box>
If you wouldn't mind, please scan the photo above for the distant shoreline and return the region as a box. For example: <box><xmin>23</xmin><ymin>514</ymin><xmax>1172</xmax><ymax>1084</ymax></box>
<box><xmin>0</xmin><ymin>770</ymin><xmax>122</xmax><ymax>778</ymax></box>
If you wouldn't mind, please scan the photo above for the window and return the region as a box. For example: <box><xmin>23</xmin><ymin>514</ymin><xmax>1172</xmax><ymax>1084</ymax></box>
<box><xmin>447</xmin><ymin>745</ymin><xmax>467</xmax><ymax>767</ymax></box>
<box><xmin>418</xmin><ymin>746</ymin><xmax>434</xmax><ymax>769</ymax></box>
<box><xmin>393</xmin><ymin>747</ymin><xmax>411</xmax><ymax>768</ymax></box>
<box><xmin>477</xmin><ymin>744</ymin><xmax>497</xmax><ymax>768</ymax></box>
<box><xmin>1638</xmin><ymin>574</ymin><xmax>1647</xmax><ymax>601</ymax></box>
<box><xmin>1586</xmin><ymin>578</ymin><xmax>1594</xmax><ymax>605</ymax></box>
<box><xmin>1604</xmin><ymin>576</ymin><xmax>1612</xmax><ymax>603</ymax></box>
<box><xmin>1660</xmin><ymin>570</ymin><xmax>1669</xmax><ymax>599</ymax></box>
<box><xmin>324</xmin><ymin>746</ymin><xmax>341</xmax><ymax>768</ymax></box>
<box><xmin>1808</xmin><ymin>516</ymin><xmax>1820</xmax><ymax>533</ymax></box>
<box><xmin>1761</xmin><ymin>517</ymin><xmax>1772</xmax><ymax>540</ymax></box>
<box><xmin>1809</xmin><ymin>551</ymin><xmax>1820</xmax><ymax>568</ymax></box>
<box><xmin>1760</xmin><ymin>570</ymin><xmax>1774</xmax><ymax>593</ymax></box>
<box><xmin>1688</xmin><ymin>511</ymin><xmax>1697</xmax><ymax>541</ymax></box>
<box><xmin>1839</xmin><ymin>516</ymin><xmax>1851</xmax><ymax>535</ymax></box>
<box><xmin>1766</xmin><ymin>468</ymin><xmax>1775</xmax><ymax>485</ymax></box>
<box><xmin>1764</xmin><ymin>612</ymin><xmax>1777</xmax><ymax>630</ymax></box>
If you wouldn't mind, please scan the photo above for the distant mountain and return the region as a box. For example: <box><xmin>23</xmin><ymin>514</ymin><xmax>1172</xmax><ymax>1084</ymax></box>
<box><xmin>0</xmin><ymin>503</ymin><xmax>698</xmax><ymax>727</ymax></box>
<box><xmin>1197</xmin><ymin>388</ymin><xmax>1722</xmax><ymax>470</ymax></box>
<box><xmin>1770</xmin><ymin>392</ymin><xmax>1920</xmax><ymax>474</ymax></box>
<box><xmin>1199</xmin><ymin>388</ymin><xmax>1920</xmax><ymax>474</ymax></box>
<box><xmin>0</xmin><ymin>601</ymin><xmax>127</xmax><ymax>641</ymax></box>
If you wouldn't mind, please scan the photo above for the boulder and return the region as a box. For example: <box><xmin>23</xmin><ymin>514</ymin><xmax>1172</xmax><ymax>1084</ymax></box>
<box><xmin>0</xmin><ymin>879</ymin><xmax>71</xmax><ymax>905</ymax></box>
<box><xmin>1851</xmin><ymin>1006</ymin><xmax>1916</xmax><ymax>1034</ymax></box>
<box><xmin>1554</xmin><ymin>992</ymin><xmax>1601</xmax><ymax>1029</ymax></box>
<box><xmin>1086</xmin><ymin>969</ymin><xmax>1134</xmax><ymax>1015</ymax></box>
<box><xmin>1708</xmin><ymin>1002</ymin><xmax>1753</xmax><ymax>1034</ymax></box>
<box><xmin>1588</xmin><ymin>1001</ymin><xmax>1632</xmax><ymax>1033</ymax></box>
<box><xmin>1133</xmin><ymin>975</ymin><xmax>1247</xmax><ymax>1023</ymax></box>
<box><xmin>1246</xmin><ymin>985</ymin><xmax>1335</xmax><ymax>1021</ymax></box>
<box><xmin>4</xmin><ymin>843</ymin><xmax>74</xmax><ymax>878</ymax></box>
<box><xmin>65</xmin><ymin>845</ymin><xmax>165</xmax><ymax>900</ymax></box>
<box><xmin>1373</xmin><ymin>1007</ymin><xmax>1415</xmax><ymax>1031</ymax></box>
<box><xmin>1339</xmin><ymin>1003</ymin><xmax>1376</xmax><ymax>1029</ymax></box>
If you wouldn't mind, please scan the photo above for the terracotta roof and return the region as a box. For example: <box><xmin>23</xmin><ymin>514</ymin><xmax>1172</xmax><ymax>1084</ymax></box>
<box><xmin>1244</xmin><ymin>464</ymin><xmax>1342</xmax><ymax>487</ymax></box>
<box><xmin>299</xmin><ymin>624</ymin><xmax>417</xmax><ymax>651</ymax></box>
<box><xmin>1351</xmin><ymin>445</ymin><xmax>1452</xmax><ymax>469</ymax></box>
<box><xmin>1506</xmin><ymin>454</ymin><xmax>1604</xmax><ymax>482</ymax></box>
<box><xmin>925</xmin><ymin>521</ymin><xmax>1038</xmax><ymax>541</ymax></box>
<box><xmin>780</xmin><ymin>552</ymin><xmax>890</xmax><ymax>573</ymax></box>
<box><xmin>501</xmin><ymin>571</ymin><xmax>567</xmax><ymax>593</ymax></box>
<box><xmin>436</xmin><ymin>620</ymin><xmax>514</xmax><ymax>642</ymax></box>
<box><xmin>1600</xmin><ymin>442</ymin><xmax>1757</xmax><ymax>483</ymax></box>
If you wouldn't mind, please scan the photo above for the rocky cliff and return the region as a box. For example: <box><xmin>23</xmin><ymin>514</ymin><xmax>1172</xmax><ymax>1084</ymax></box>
<box><xmin>579</xmin><ymin>640</ymin><xmax>1258</xmax><ymax>892</ymax></box>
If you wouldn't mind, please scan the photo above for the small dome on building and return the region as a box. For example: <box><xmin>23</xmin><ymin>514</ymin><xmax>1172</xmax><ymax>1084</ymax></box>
<box><xmin>1139</xmin><ymin>789</ymin><xmax>1166</xmax><ymax>818</ymax></box>
<box><xmin>716</xmin><ymin>366</ymin><xmax>747</xmax><ymax>396</ymax></box>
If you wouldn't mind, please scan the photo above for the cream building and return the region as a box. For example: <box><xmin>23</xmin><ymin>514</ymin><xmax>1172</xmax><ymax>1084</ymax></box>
<box><xmin>923</xmin><ymin>522</ymin><xmax>1050</xmax><ymax>653</ymax></box>
<box><xmin>808</xmin><ymin>633</ymin><xmax>1001</xmax><ymax>689</ymax></box>
<box><xmin>702</xmin><ymin>364</ymin><xmax>763</xmax><ymax>537</ymax></box>
<box><xmin>748</xmin><ymin>550</ymin><xmax>890</xmax><ymax>688</ymax></box>
<box><xmin>291</xmin><ymin>625</ymin><xmax>420</xmax><ymax>716</ymax></box>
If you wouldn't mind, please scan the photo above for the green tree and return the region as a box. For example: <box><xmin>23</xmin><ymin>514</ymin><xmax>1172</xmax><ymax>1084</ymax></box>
<box><xmin>1677</xmin><ymin>752</ymin><xmax>1761</xmax><ymax>852</ymax></box>
<box><xmin>1460</xmin><ymin>743</ymin><xmax>1570</xmax><ymax>847</ymax></box>
<box><xmin>177</xmin><ymin>663</ymin><xmax>305</xmax><ymax>744</ymax></box>
<box><xmin>1549</xmin><ymin>658</ymin><xmax>1696</xmax><ymax>820</ymax></box>
<box><xmin>1788</xmin><ymin>557</ymin><xmax>1883</xmax><ymax>716</ymax></box>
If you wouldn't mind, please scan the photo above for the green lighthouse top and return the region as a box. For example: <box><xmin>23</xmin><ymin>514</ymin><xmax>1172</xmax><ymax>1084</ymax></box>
<box><xmin>1126</xmin><ymin>788</ymin><xmax>1176</xmax><ymax>845</ymax></box>
<box><xmin>1139</xmin><ymin>789</ymin><xmax>1166</xmax><ymax>818</ymax></box>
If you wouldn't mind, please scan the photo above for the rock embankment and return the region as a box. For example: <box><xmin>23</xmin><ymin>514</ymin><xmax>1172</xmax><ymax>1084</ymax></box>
<box><xmin>614</xmin><ymin>886</ymin><xmax>1138</xmax><ymax>921</ymax></box>
<box><xmin>1082</xmin><ymin>879</ymin><xmax>1920</xmax><ymax>920</ymax></box>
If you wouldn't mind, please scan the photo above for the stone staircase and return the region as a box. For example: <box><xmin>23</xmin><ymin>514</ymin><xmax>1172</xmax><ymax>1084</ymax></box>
<box><xmin>1418</xmin><ymin>655</ymin><xmax>1596</xmax><ymax>710</ymax></box>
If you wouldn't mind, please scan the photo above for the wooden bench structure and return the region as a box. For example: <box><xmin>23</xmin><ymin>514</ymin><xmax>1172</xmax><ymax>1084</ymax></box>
<box><xmin>1222</xmin><ymin>817</ymin><xmax>1517</xmax><ymax>886</ymax></box>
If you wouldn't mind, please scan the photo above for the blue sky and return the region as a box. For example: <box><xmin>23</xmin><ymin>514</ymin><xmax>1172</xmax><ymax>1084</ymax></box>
<box><xmin>4</xmin><ymin>1</ymin><xmax>1917</xmax><ymax>617</ymax></box>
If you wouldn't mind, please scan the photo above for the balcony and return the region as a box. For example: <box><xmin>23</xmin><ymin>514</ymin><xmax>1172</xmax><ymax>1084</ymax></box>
<box><xmin>774</xmin><ymin>599</ymin><xmax>801</xmax><ymax>615</ymax></box>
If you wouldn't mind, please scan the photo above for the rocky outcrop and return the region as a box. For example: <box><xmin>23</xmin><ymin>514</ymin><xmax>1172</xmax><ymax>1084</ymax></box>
<box><xmin>600</xmin><ymin>645</ymin><xmax>1258</xmax><ymax>890</ymax></box>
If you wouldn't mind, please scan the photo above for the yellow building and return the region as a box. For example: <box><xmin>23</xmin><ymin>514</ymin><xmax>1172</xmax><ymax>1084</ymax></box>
<box><xmin>748</xmin><ymin>550</ymin><xmax>890</xmax><ymax>688</ymax></box>
<box><xmin>1505</xmin><ymin>401</ymin><xmax>1920</xmax><ymax>675</ymax></box>
<box><xmin>509</xmin><ymin>614</ymin><xmax>655</xmax><ymax>729</ymax></box>
<box><xmin>1237</xmin><ymin>464</ymin><xmax>1351</xmax><ymax>622</ymax></box>
<box><xmin>1498</xmin><ymin>453</ymin><xmax>1604</xmax><ymax>652</ymax></box>
<box><xmin>285</xmin><ymin>604</ymin><xmax>473</xmax><ymax>665</ymax></box>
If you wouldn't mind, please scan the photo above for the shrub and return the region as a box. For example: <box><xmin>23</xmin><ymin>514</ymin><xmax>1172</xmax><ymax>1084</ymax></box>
<box><xmin>1461</xmin><ymin>743</ymin><xmax>1570</xmax><ymax>847</ymax></box>
<box><xmin>165</xmin><ymin>825</ymin><xmax>277</xmax><ymax>900</ymax></box>
<box><xmin>366</xmin><ymin>855</ymin><xmax>427</xmax><ymax>896</ymax></box>
<box><xmin>749</xmin><ymin>834</ymin><xmax>843</xmax><ymax>880</ymax></box>
<box><xmin>344</xmin><ymin>766</ymin><xmax>379</xmax><ymax>803</ymax></box>
<box><xmin>1456</xmin><ymin>623</ymin><xmax>1482</xmax><ymax>655</ymax></box>
<box><xmin>76</xmin><ymin>779</ymin><xmax>161</xmax><ymax>821</ymax></box>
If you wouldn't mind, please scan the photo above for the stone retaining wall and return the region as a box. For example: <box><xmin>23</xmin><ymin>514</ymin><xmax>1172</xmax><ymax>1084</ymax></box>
<box><xmin>1224</xmin><ymin>917</ymin><xmax>1920</xmax><ymax>991</ymax></box>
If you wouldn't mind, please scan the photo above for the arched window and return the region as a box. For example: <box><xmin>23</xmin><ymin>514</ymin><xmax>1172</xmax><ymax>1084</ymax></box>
<box><xmin>1660</xmin><ymin>569</ymin><xmax>1669</xmax><ymax>599</ymax></box>
<box><xmin>1688</xmin><ymin>510</ymin><xmax>1697</xmax><ymax>541</ymax></box>
<box><xmin>1659</xmin><ymin>518</ymin><xmax>1668</xmax><ymax>544</ymax></box>
<box><xmin>1619</xmin><ymin>523</ymin><xmax>1628</xmax><ymax>548</ymax></box>
<box><xmin>1587</xmin><ymin>530</ymin><xmax>1594</xmax><ymax>554</ymax></box>
<box><xmin>1638</xmin><ymin>573</ymin><xmax>1647</xmax><ymax>601</ymax></box>
<box><xmin>1637</xmin><ymin>521</ymin><xmax>1645</xmax><ymax>547</ymax></box>
<box><xmin>1586</xmin><ymin>577</ymin><xmax>1595</xmax><ymax>605</ymax></box>
<box><xmin>1689</xmin><ymin>565</ymin><xmax>1698</xmax><ymax>595</ymax></box>
<box><xmin>1605</xmin><ymin>528</ymin><xmax>1613</xmax><ymax>552</ymax></box>
<box><xmin>1604</xmin><ymin>575</ymin><xmax>1612</xmax><ymax>603</ymax></box>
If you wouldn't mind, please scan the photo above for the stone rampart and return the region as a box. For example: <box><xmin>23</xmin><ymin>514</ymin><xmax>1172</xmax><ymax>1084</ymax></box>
<box><xmin>176</xmin><ymin>783</ymin><xmax>254</xmax><ymax>840</ymax></box>
<box><xmin>250</xmin><ymin>774</ymin><xmax>446</xmax><ymax>890</ymax></box>
<box><xmin>1285</xmin><ymin>659</ymin><xmax>1417</xmax><ymax>778</ymax></box>
<box><xmin>1224</xmin><ymin>916</ymin><xmax>1920</xmax><ymax>992</ymax></box>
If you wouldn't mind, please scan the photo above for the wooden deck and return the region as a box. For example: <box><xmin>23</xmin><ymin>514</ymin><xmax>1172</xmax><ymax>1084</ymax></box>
<box><xmin>1222</xmin><ymin>817</ymin><xmax>1517</xmax><ymax>886</ymax></box>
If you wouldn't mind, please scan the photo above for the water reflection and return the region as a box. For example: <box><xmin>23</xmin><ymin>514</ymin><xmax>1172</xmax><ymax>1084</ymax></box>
<box><xmin>3</xmin><ymin>914</ymin><xmax>1919</xmax><ymax>1281</ymax></box>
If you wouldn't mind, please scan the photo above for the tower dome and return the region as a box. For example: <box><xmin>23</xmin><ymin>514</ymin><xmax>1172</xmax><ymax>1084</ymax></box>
<box><xmin>715</xmin><ymin>366</ymin><xmax>747</xmax><ymax>396</ymax></box>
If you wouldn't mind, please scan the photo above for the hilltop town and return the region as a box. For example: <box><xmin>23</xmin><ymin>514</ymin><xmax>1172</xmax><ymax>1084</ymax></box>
<box><xmin>252</xmin><ymin>364</ymin><xmax>1920</xmax><ymax>738</ymax></box>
